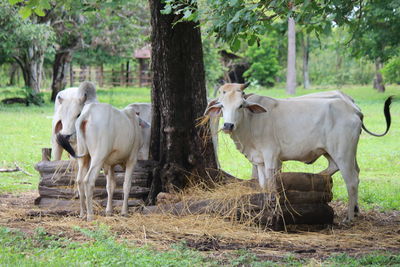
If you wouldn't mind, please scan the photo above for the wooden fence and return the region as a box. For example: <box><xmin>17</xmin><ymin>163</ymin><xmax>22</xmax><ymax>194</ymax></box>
<box><xmin>69</xmin><ymin>64</ymin><xmax>151</xmax><ymax>88</ymax></box>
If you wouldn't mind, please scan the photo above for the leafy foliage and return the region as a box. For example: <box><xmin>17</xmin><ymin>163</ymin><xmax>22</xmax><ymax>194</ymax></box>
<box><xmin>349</xmin><ymin>0</ymin><xmax>400</xmax><ymax>63</ymax></box>
<box><xmin>382</xmin><ymin>57</ymin><xmax>400</xmax><ymax>84</ymax></box>
<box><xmin>243</xmin><ymin>34</ymin><xmax>280</xmax><ymax>87</ymax></box>
<box><xmin>161</xmin><ymin>0</ymin><xmax>359</xmax><ymax>51</ymax></box>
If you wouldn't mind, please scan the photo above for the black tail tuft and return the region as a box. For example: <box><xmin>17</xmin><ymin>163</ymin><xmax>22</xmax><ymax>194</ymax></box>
<box><xmin>56</xmin><ymin>134</ymin><xmax>77</xmax><ymax>158</ymax></box>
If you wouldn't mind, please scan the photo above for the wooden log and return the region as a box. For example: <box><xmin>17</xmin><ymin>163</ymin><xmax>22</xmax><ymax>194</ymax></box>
<box><xmin>39</xmin><ymin>172</ymin><xmax>149</xmax><ymax>188</ymax></box>
<box><xmin>42</xmin><ymin>148</ymin><xmax>52</xmax><ymax>161</ymax></box>
<box><xmin>142</xmin><ymin>193</ymin><xmax>334</xmax><ymax>230</ymax></box>
<box><xmin>275</xmin><ymin>173</ymin><xmax>332</xmax><ymax>192</ymax></box>
<box><xmin>38</xmin><ymin>185</ymin><xmax>150</xmax><ymax>200</ymax></box>
<box><xmin>35</xmin><ymin>160</ymin><xmax>156</xmax><ymax>176</ymax></box>
<box><xmin>143</xmin><ymin>191</ymin><xmax>331</xmax><ymax>215</ymax></box>
<box><xmin>37</xmin><ymin>197</ymin><xmax>144</xmax><ymax>209</ymax></box>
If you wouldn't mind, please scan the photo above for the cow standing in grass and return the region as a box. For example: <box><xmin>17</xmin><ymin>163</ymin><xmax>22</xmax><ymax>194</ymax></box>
<box><xmin>52</xmin><ymin>82</ymin><xmax>97</xmax><ymax>160</ymax></box>
<box><xmin>205</xmin><ymin>83</ymin><xmax>392</xmax><ymax>221</ymax></box>
<box><xmin>57</xmin><ymin>103</ymin><xmax>147</xmax><ymax>221</ymax></box>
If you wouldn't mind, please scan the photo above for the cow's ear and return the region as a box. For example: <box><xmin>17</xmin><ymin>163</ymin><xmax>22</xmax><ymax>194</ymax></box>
<box><xmin>81</xmin><ymin>93</ymin><xmax>87</xmax><ymax>104</ymax></box>
<box><xmin>240</xmin><ymin>82</ymin><xmax>250</xmax><ymax>91</ymax></box>
<box><xmin>138</xmin><ymin>117</ymin><xmax>150</xmax><ymax>128</ymax></box>
<box><xmin>58</xmin><ymin>96</ymin><xmax>63</xmax><ymax>104</ymax></box>
<box><xmin>207</xmin><ymin>98</ymin><xmax>219</xmax><ymax>108</ymax></box>
<box><xmin>244</xmin><ymin>93</ymin><xmax>254</xmax><ymax>99</ymax></box>
<box><xmin>243</xmin><ymin>101</ymin><xmax>267</xmax><ymax>113</ymax></box>
<box><xmin>204</xmin><ymin>103</ymin><xmax>222</xmax><ymax>117</ymax></box>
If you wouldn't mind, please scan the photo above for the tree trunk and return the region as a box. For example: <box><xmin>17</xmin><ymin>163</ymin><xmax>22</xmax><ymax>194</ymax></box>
<box><xmin>286</xmin><ymin>16</ymin><xmax>296</xmax><ymax>95</ymax></box>
<box><xmin>14</xmin><ymin>45</ymin><xmax>45</xmax><ymax>94</ymax></box>
<box><xmin>147</xmin><ymin>0</ymin><xmax>219</xmax><ymax>204</ymax></box>
<box><xmin>8</xmin><ymin>63</ymin><xmax>19</xmax><ymax>86</ymax></box>
<box><xmin>374</xmin><ymin>58</ymin><xmax>385</xmax><ymax>92</ymax></box>
<box><xmin>302</xmin><ymin>33</ymin><xmax>310</xmax><ymax>89</ymax></box>
<box><xmin>50</xmin><ymin>51</ymin><xmax>72</xmax><ymax>101</ymax></box>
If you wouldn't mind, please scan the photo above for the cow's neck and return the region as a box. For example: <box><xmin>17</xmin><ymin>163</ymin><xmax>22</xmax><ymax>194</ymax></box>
<box><xmin>230</xmin><ymin>110</ymin><xmax>263</xmax><ymax>164</ymax></box>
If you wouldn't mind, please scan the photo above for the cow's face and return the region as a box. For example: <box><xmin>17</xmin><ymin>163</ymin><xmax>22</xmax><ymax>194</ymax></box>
<box><xmin>204</xmin><ymin>83</ymin><xmax>267</xmax><ymax>133</ymax></box>
<box><xmin>56</xmin><ymin>95</ymin><xmax>85</xmax><ymax>140</ymax></box>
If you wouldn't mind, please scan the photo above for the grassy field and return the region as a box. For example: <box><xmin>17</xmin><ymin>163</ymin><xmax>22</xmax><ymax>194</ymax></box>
<box><xmin>0</xmin><ymin>85</ymin><xmax>399</xmax><ymax>265</ymax></box>
<box><xmin>1</xmin><ymin>85</ymin><xmax>399</xmax><ymax>209</ymax></box>
<box><xmin>0</xmin><ymin>225</ymin><xmax>399</xmax><ymax>266</ymax></box>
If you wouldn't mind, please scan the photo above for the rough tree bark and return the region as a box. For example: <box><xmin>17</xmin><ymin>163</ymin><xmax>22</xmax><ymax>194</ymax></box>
<box><xmin>147</xmin><ymin>0</ymin><xmax>219</xmax><ymax>204</ymax></box>
<box><xmin>374</xmin><ymin>58</ymin><xmax>385</xmax><ymax>92</ymax></box>
<box><xmin>286</xmin><ymin>15</ymin><xmax>296</xmax><ymax>95</ymax></box>
<box><xmin>302</xmin><ymin>33</ymin><xmax>310</xmax><ymax>89</ymax></box>
<box><xmin>13</xmin><ymin>44</ymin><xmax>46</xmax><ymax>94</ymax></box>
<box><xmin>50</xmin><ymin>51</ymin><xmax>72</xmax><ymax>101</ymax></box>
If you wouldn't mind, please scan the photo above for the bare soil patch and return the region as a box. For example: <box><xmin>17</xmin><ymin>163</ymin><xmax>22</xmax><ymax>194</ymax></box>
<box><xmin>0</xmin><ymin>191</ymin><xmax>399</xmax><ymax>261</ymax></box>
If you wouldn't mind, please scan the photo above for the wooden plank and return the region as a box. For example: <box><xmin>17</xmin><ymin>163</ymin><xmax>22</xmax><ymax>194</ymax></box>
<box><xmin>39</xmin><ymin>172</ymin><xmax>149</xmax><ymax>188</ymax></box>
<box><xmin>38</xmin><ymin>185</ymin><xmax>150</xmax><ymax>200</ymax></box>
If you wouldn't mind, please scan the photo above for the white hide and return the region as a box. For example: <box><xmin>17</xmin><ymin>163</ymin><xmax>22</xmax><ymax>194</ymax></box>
<box><xmin>74</xmin><ymin>103</ymin><xmax>143</xmax><ymax>221</ymax></box>
<box><xmin>128</xmin><ymin>103</ymin><xmax>152</xmax><ymax>160</ymax></box>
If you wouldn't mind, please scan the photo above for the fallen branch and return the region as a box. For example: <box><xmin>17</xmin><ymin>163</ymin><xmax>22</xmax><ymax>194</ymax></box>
<box><xmin>0</xmin><ymin>163</ymin><xmax>33</xmax><ymax>176</ymax></box>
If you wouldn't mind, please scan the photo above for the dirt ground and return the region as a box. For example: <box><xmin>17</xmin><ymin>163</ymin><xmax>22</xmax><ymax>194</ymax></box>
<box><xmin>0</xmin><ymin>191</ymin><xmax>399</xmax><ymax>262</ymax></box>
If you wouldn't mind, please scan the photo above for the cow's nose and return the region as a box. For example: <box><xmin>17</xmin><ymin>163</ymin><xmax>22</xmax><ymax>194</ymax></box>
<box><xmin>223</xmin><ymin>123</ymin><xmax>234</xmax><ymax>132</ymax></box>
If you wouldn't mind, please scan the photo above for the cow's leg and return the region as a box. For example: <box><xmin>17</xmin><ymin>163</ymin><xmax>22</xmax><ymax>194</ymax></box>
<box><xmin>257</xmin><ymin>164</ymin><xmax>266</xmax><ymax>189</ymax></box>
<box><xmin>76</xmin><ymin>155</ymin><xmax>89</xmax><ymax>219</ymax></box>
<box><xmin>52</xmin><ymin>142</ymin><xmax>63</xmax><ymax>161</ymax></box>
<box><xmin>83</xmin><ymin>160</ymin><xmax>103</xmax><ymax>222</ymax></box>
<box><xmin>105</xmin><ymin>166</ymin><xmax>116</xmax><ymax>216</ymax></box>
<box><xmin>319</xmin><ymin>154</ymin><xmax>339</xmax><ymax>176</ymax></box>
<box><xmin>251</xmin><ymin>164</ymin><xmax>258</xmax><ymax>179</ymax></box>
<box><xmin>263</xmin><ymin>153</ymin><xmax>281</xmax><ymax>193</ymax></box>
<box><xmin>332</xmin><ymin>152</ymin><xmax>359</xmax><ymax>222</ymax></box>
<box><xmin>121</xmin><ymin>156</ymin><xmax>137</xmax><ymax>216</ymax></box>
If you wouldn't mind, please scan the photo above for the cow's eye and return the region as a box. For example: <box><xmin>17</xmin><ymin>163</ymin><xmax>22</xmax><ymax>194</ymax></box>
<box><xmin>76</xmin><ymin>113</ymin><xmax>81</xmax><ymax>118</ymax></box>
<box><xmin>239</xmin><ymin>104</ymin><xmax>243</xmax><ymax>108</ymax></box>
<box><xmin>223</xmin><ymin>91</ymin><xmax>226</xmax><ymax>94</ymax></box>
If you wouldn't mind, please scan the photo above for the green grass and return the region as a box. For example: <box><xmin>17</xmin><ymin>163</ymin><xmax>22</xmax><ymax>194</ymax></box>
<box><xmin>0</xmin><ymin>226</ymin><xmax>215</xmax><ymax>267</ymax></box>
<box><xmin>0</xmin><ymin>85</ymin><xmax>400</xmax><ymax>210</ymax></box>
<box><xmin>0</xmin><ymin>225</ymin><xmax>398</xmax><ymax>267</ymax></box>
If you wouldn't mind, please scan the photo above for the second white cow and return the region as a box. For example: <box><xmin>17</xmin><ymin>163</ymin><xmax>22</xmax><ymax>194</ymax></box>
<box><xmin>205</xmin><ymin>83</ymin><xmax>392</xmax><ymax>221</ymax></box>
<box><xmin>57</xmin><ymin>103</ymin><xmax>145</xmax><ymax>221</ymax></box>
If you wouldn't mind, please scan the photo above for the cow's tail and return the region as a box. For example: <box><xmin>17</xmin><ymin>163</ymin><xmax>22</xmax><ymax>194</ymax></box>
<box><xmin>361</xmin><ymin>96</ymin><xmax>393</xmax><ymax>137</ymax></box>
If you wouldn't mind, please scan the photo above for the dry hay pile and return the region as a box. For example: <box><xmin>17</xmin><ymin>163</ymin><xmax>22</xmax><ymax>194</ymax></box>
<box><xmin>0</xmin><ymin>182</ymin><xmax>399</xmax><ymax>261</ymax></box>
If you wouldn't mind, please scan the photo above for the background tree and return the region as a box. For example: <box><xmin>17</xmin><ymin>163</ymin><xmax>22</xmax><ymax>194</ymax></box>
<box><xmin>349</xmin><ymin>0</ymin><xmax>400</xmax><ymax>92</ymax></box>
<box><xmin>286</xmin><ymin>11</ymin><xmax>296</xmax><ymax>94</ymax></box>
<box><xmin>0</xmin><ymin>1</ymin><xmax>54</xmax><ymax>94</ymax></box>
<box><xmin>301</xmin><ymin>32</ymin><xmax>311</xmax><ymax>89</ymax></box>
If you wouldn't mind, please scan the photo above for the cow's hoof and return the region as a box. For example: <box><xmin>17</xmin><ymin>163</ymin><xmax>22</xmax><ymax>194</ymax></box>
<box><xmin>121</xmin><ymin>212</ymin><xmax>129</xmax><ymax>217</ymax></box>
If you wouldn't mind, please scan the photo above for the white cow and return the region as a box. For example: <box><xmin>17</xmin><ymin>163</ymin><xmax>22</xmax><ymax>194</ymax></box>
<box><xmin>205</xmin><ymin>83</ymin><xmax>392</xmax><ymax>221</ymax></box>
<box><xmin>57</xmin><ymin>103</ymin><xmax>145</xmax><ymax>221</ymax></box>
<box><xmin>51</xmin><ymin>82</ymin><xmax>97</xmax><ymax>160</ymax></box>
<box><xmin>128</xmin><ymin>103</ymin><xmax>152</xmax><ymax>160</ymax></box>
